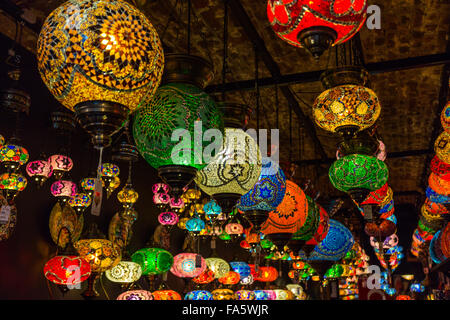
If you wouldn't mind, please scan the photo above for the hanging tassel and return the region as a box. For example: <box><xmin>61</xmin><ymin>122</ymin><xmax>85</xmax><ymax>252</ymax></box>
<box><xmin>91</xmin><ymin>147</ymin><xmax>103</xmax><ymax>216</ymax></box>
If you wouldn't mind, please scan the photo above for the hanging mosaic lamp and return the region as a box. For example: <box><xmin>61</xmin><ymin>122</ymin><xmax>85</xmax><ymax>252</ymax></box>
<box><xmin>169</xmin><ymin>196</ymin><xmax>185</xmax><ymax>213</ymax></box>
<box><xmin>184</xmin><ymin>290</ymin><xmax>213</xmax><ymax>300</ymax></box>
<box><xmin>80</xmin><ymin>177</ymin><xmax>100</xmax><ymax>198</ymax></box>
<box><xmin>205</xmin><ymin>257</ymin><xmax>230</xmax><ymax>279</ymax></box>
<box><xmin>253</xmin><ymin>290</ymin><xmax>270</xmax><ymax>300</ymax></box>
<box><xmin>441</xmin><ymin>101</ymin><xmax>450</xmax><ymax>133</ymax></box>
<box><xmin>195</xmin><ymin>127</ymin><xmax>262</xmax><ymax>214</ymax></box>
<box><xmin>218</xmin><ymin>271</ymin><xmax>240</xmax><ymax>285</ymax></box>
<box><xmin>212</xmin><ymin>289</ymin><xmax>236</xmax><ymax>300</ymax></box>
<box><xmin>170</xmin><ymin>253</ymin><xmax>206</xmax><ymax>278</ymax></box>
<box><xmin>37</xmin><ymin>0</ymin><xmax>164</xmax><ymax>148</ymax></box>
<box><xmin>158</xmin><ymin>211</ymin><xmax>179</xmax><ymax>227</ymax></box>
<box><xmin>50</xmin><ymin>180</ymin><xmax>77</xmax><ymax>205</ymax></box>
<box><xmin>435</xmin><ymin>131</ymin><xmax>450</xmax><ymax>164</ymax></box>
<box><xmin>0</xmin><ymin>194</ymin><xmax>17</xmax><ymax>241</ymax></box>
<box><xmin>290</xmin><ymin>195</ymin><xmax>320</xmax><ymax>250</ymax></box>
<box><xmin>430</xmin><ymin>155</ymin><xmax>450</xmax><ymax>181</ymax></box>
<box><xmin>0</xmin><ymin>143</ymin><xmax>29</xmax><ymax>172</ymax></box>
<box><xmin>105</xmin><ymin>261</ymin><xmax>142</xmax><ymax>284</ymax></box>
<box><xmin>329</xmin><ymin>154</ymin><xmax>388</xmax><ymax>204</ymax></box>
<box><xmin>131</xmin><ymin>247</ymin><xmax>173</xmax><ymax>276</ymax></box>
<box><xmin>44</xmin><ymin>255</ymin><xmax>91</xmax><ymax>286</ymax></box>
<box><xmin>267</xmin><ymin>0</ymin><xmax>367</xmax><ymax>59</ymax></box>
<box><xmin>235</xmin><ymin>290</ymin><xmax>256</xmax><ymax>300</ymax></box>
<box><xmin>225</xmin><ymin>222</ymin><xmax>244</xmax><ymax>241</ymax></box>
<box><xmin>26</xmin><ymin>159</ymin><xmax>53</xmax><ymax>187</ymax></box>
<box><xmin>237</xmin><ymin>157</ymin><xmax>287</xmax><ymax>232</ymax></box>
<box><xmin>428</xmin><ymin>173</ymin><xmax>450</xmax><ymax>197</ymax></box>
<box><xmin>186</xmin><ymin>215</ymin><xmax>206</xmax><ymax>236</ymax></box>
<box><xmin>204</xmin><ymin>199</ymin><xmax>222</xmax><ymax>225</ymax></box>
<box><xmin>117</xmin><ymin>290</ymin><xmax>153</xmax><ymax>300</ymax></box>
<box><xmin>313</xmin><ymin>85</ymin><xmax>381</xmax><ymax>138</ymax></box>
<box><xmin>133</xmin><ymin>54</ymin><xmax>223</xmax><ymax>197</ymax></box>
<box><xmin>48</xmin><ymin>155</ymin><xmax>73</xmax><ymax>180</ymax></box>
<box><xmin>117</xmin><ymin>185</ymin><xmax>139</xmax><ymax>209</ymax></box>
<box><xmin>101</xmin><ymin>163</ymin><xmax>120</xmax><ymax>198</ymax></box>
<box><xmin>229</xmin><ymin>261</ymin><xmax>251</xmax><ymax>279</ymax></box>
<box><xmin>361</xmin><ymin>182</ymin><xmax>389</xmax><ymax>206</ymax></box>
<box><xmin>152</xmin><ymin>290</ymin><xmax>182</xmax><ymax>300</ymax></box>
<box><xmin>0</xmin><ymin>172</ymin><xmax>27</xmax><ymax>203</ymax></box>
<box><xmin>68</xmin><ymin>192</ymin><xmax>92</xmax><ymax>214</ymax></box>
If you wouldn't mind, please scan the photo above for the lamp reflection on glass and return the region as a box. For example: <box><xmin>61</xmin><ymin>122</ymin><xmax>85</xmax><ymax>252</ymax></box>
<box><xmin>48</xmin><ymin>155</ymin><xmax>73</xmax><ymax>180</ymax></box>
<box><xmin>26</xmin><ymin>160</ymin><xmax>53</xmax><ymax>187</ymax></box>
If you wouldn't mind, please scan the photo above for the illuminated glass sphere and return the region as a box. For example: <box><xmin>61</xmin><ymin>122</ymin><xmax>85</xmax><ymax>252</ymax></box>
<box><xmin>204</xmin><ymin>199</ymin><xmax>222</xmax><ymax>216</ymax></box>
<box><xmin>218</xmin><ymin>271</ymin><xmax>240</xmax><ymax>285</ymax></box>
<box><xmin>237</xmin><ymin>157</ymin><xmax>286</xmax><ymax>212</ymax></box>
<box><xmin>254</xmin><ymin>290</ymin><xmax>270</xmax><ymax>300</ymax></box>
<box><xmin>235</xmin><ymin>290</ymin><xmax>255</xmax><ymax>300</ymax></box>
<box><xmin>131</xmin><ymin>248</ymin><xmax>173</xmax><ymax>275</ymax></box>
<box><xmin>37</xmin><ymin>0</ymin><xmax>164</xmax><ymax>112</ymax></box>
<box><xmin>185</xmin><ymin>290</ymin><xmax>213</xmax><ymax>300</ymax></box>
<box><xmin>229</xmin><ymin>261</ymin><xmax>251</xmax><ymax>279</ymax></box>
<box><xmin>273</xmin><ymin>289</ymin><xmax>294</xmax><ymax>300</ymax></box>
<box><xmin>261</xmin><ymin>180</ymin><xmax>307</xmax><ymax>234</ymax></box>
<box><xmin>51</xmin><ymin>180</ymin><xmax>77</xmax><ymax>198</ymax></box>
<box><xmin>291</xmin><ymin>195</ymin><xmax>320</xmax><ymax>241</ymax></box>
<box><xmin>48</xmin><ymin>155</ymin><xmax>73</xmax><ymax>178</ymax></box>
<box><xmin>193</xmin><ymin>268</ymin><xmax>215</xmax><ymax>284</ymax></box>
<box><xmin>212</xmin><ymin>289</ymin><xmax>235</xmax><ymax>300</ymax></box>
<box><xmin>0</xmin><ymin>144</ymin><xmax>29</xmax><ymax>169</ymax></box>
<box><xmin>429</xmin><ymin>173</ymin><xmax>450</xmax><ymax>196</ymax></box>
<box><xmin>225</xmin><ymin>223</ymin><xmax>244</xmax><ymax>235</ymax></box>
<box><xmin>80</xmin><ymin>177</ymin><xmax>100</xmax><ymax>194</ymax></box>
<box><xmin>152</xmin><ymin>290</ymin><xmax>182</xmax><ymax>300</ymax></box>
<box><xmin>255</xmin><ymin>266</ymin><xmax>278</xmax><ymax>282</ymax></box>
<box><xmin>117</xmin><ymin>185</ymin><xmax>139</xmax><ymax>206</ymax></box>
<box><xmin>170</xmin><ymin>197</ymin><xmax>185</xmax><ymax>211</ymax></box>
<box><xmin>44</xmin><ymin>255</ymin><xmax>91</xmax><ymax>285</ymax></box>
<box><xmin>101</xmin><ymin>163</ymin><xmax>120</xmax><ymax>177</ymax></box>
<box><xmin>240</xmin><ymin>274</ymin><xmax>254</xmax><ymax>285</ymax></box>
<box><xmin>195</xmin><ymin>128</ymin><xmax>262</xmax><ymax>196</ymax></box>
<box><xmin>133</xmin><ymin>82</ymin><xmax>223</xmax><ymax>170</ymax></box>
<box><xmin>117</xmin><ymin>290</ymin><xmax>153</xmax><ymax>300</ymax></box>
<box><xmin>68</xmin><ymin>192</ymin><xmax>92</xmax><ymax>213</ymax></box>
<box><xmin>170</xmin><ymin>253</ymin><xmax>206</xmax><ymax>278</ymax></box>
<box><xmin>177</xmin><ymin>217</ymin><xmax>189</xmax><ymax>230</ymax></box>
<box><xmin>435</xmin><ymin>131</ymin><xmax>450</xmax><ymax>164</ymax></box>
<box><xmin>153</xmin><ymin>192</ymin><xmax>171</xmax><ymax>207</ymax></box>
<box><xmin>75</xmin><ymin>239</ymin><xmax>121</xmax><ymax>273</ymax></box>
<box><xmin>267</xmin><ymin>0</ymin><xmax>367</xmax><ymax>48</ymax></box>
<box><xmin>105</xmin><ymin>261</ymin><xmax>142</xmax><ymax>283</ymax></box>
<box><xmin>313</xmin><ymin>85</ymin><xmax>380</xmax><ymax>133</ymax></box>
<box><xmin>206</xmin><ymin>257</ymin><xmax>230</xmax><ymax>279</ymax></box>
<box><xmin>431</xmin><ymin>156</ymin><xmax>450</xmax><ymax>181</ymax></box>
<box><xmin>186</xmin><ymin>216</ymin><xmax>206</xmax><ymax>233</ymax></box>
<box><xmin>329</xmin><ymin>154</ymin><xmax>388</xmax><ymax>192</ymax></box>
<box><xmin>158</xmin><ymin>211</ymin><xmax>179</xmax><ymax>226</ymax></box>
<box><xmin>0</xmin><ymin>172</ymin><xmax>27</xmax><ymax>192</ymax></box>
<box><xmin>441</xmin><ymin>102</ymin><xmax>450</xmax><ymax>133</ymax></box>
<box><xmin>26</xmin><ymin>160</ymin><xmax>53</xmax><ymax>180</ymax></box>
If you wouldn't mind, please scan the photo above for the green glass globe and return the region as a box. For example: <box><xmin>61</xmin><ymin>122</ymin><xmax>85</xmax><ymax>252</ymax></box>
<box><xmin>132</xmin><ymin>82</ymin><xmax>223</xmax><ymax>170</ymax></box>
<box><xmin>131</xmin><ymin>248</ymin><xmax>174</xmax><ymax>275</ymax></box>
<box><xmin>291</xmin><ymin>195</ymin><xmax>320</xmax><ymax>241</ymax></box>
<box><xmin>329</xmin><ymin>154</ymin><xmax>388</xmax><ymax>192</ymax></box>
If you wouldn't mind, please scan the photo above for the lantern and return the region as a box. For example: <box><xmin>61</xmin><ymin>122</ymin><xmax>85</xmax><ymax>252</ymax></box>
<box><xmin>441</xmin><ymin>102</ymin><xmax>450</xmax><ymax>133</ymax></box>
<box><xmin>205</xmin><ymin>257</ymin><xmax>230</xmax><ymax>279</ymax></box>
<box><xmin>117</xmin><ymin>290</ymin><xmax>153</xmax><ymax>300</ymax></box>
<box><xmin>235</xmin><ymin>290</ymin><xmax>255</xmax><ymax>300</ymax></box>
<box><xmin>68</xmin><ymin>193</ymin><xmax>92</xmax><ymax>214</ymax></box>
<box><xmin>0</xmin><ymin>172</ymin><xmax>27</xmax><ymax>202</ymax></box>
<box><xmin>253</xmin><ymin>290</ymin><xmax>270</xmax><ymax>300</ymax></box>
<box><xmin>101</xmin><ymin>163</ymin><xmax>120</xmax><ymax>198</ymax></box>
<box><xmin>38</xmin><ymin>0</ymin><xmax>164</xmax><ymax>147</ymax></box>
<box><xmin>430</xmin><ymin>156</ymin><xmax>450</xmax><ymax>181</ymax></box>
<box><xmin>75</xmin><ymin>239</ymin><xmax>121</xmax><ymax>273</ymax></box>
<box><xmin>48</xmin><ymin>155</ymin><xmax>73</xmax><ymax>180</ymax></box>
<box><xmin>131</xmin><ymin>248</ymin><xmax>173</xmax><ymax>276</ymax></box>
<box><xmin>273</xmin><ymin>289</ymin><xmax>294</xmax><ymax>300</ymax></box>
<box><xmin>186</xmin><ymin>216</ymin><xmax>206</xmax><ymax>235</ymax></box>
<box><xmin>152</xmin><ymin>290</ymin><xmax>182</xmax><ymax>300</ymax></box>
<box><xmin>44</xmin><ymin>255</ymin><xmax>91</xmax><ymax>285</ymax></box>
<box><xmin>80</xmin><ymin>177</ymin><xmax>101</xmax><ymax>198</ymax></box>
<box><xmin>26</xmin><ymin>160</ymin><xmax>53</xmax><ymax>187</ymax></box>
<box><xmin>117</xmin><ymin>185</ymin><xmax>139</xmax><ymax>208</ymax></box>
<box><xmin>291</xmin><ymin>195</ymin><xmax>320</xmax><ymax>243</ymax></box>
<box><xmin>0</xmin><ymin>144</ymin><xmax>29</xmax><ymax>171</ymax></box>
<box><xmin>184</xmin><ymin>290</ymin><xmax>213</xmax><ymax>300</ymax></box>
<box><xmin>50</xmin><ymin>180</ymin><xmax>77</xmax><ymax>204</ymax></box>
<box><xmin>225</xmin><ymin>223</ymin><xmax>244</xmax><ymax>238</ymax></box>
<box><xmin>435</xmin><ymin>131</ymin><xmax>450</xmax><ymax>164</ymax></box>
<box><xmin>170</xmin><ymin>253</ymin><xmax>206</xmax><ymax>278</ymax></box>
<box><xmin>255</xmin><ymin>266</ymin><xmax>278</xmax><ymax>282</ymax></box>
<box><xmin>153</xmin><ymin>183</ymin><xmax>169</xmax><ymax>194</ymax></box>
<box><xmin>240</xmin><ymin>274</ymin><xmax>254</xmax><ymax>285</ymax></box>
<box><xmin>193</xmin><ymin>268</ymin><xmax>215</xmax><ymax>284</ymax></box>
<box><xmin>195</xmin><ymin>128</ymin><xmax>262</xmax><ymax>214</ymax></box>
<box><xmin>105</xmin><ymin>261</ymin><xmax>142</xmax><ymax>283</ymax></box>
<box><xmin>361</xmin><ymin>183</ymin><xmax>389</xmax><ymax>206</ymax></box>
<box><xmin>229</xmin><ymin>261</ymin><xmax>251</xmax><ymax>279</ymax></box>
<box><xmin>267</xmin><ymin>0</ymin><xmax>367</xmax><ymax>58</ymax></box>
<box><xmin>218</xmin><ymin>271</ymin><xmax>240</xmax><ymax>285</ymax></box>
<box><xmin>429</xmin><ymin>173</ymin><xmax>450</xmax><ymax>196</ymax></box>
<box><xmin>158</xmin><ymin>211</ymin><xmax>179</xmax><ymax>226</ymax></box>
<box><xmin>212</xmin><ymin>289</ymin><xmax>235</xmax><ymax>300</ymax></box>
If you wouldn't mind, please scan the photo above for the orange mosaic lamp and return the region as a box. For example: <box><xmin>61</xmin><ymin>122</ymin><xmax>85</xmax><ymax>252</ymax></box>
<box><xmin>152</xmin><ymin>290</ymin><xmax>182</xmax><ymax>300</ymax></box>
<box><xmin>428</xmin><ymin>172</ymin><xmax>450</xmax><ymax>196</ymax></box>
<box><xmin>37</xmin><ymin>0</ymin><xmax>164</xmax><ymax>147</ymax></box>
<box><xmin>218</xmin><ymin>271</ymin><xmax>240</xmax><ymax>286</ymax></box>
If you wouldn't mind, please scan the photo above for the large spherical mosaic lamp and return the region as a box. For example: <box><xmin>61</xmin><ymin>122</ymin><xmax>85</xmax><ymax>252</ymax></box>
<box><xmin>133</xmin><ymin>54</ymin><xmax>223</xmax><ymax>197</ymax></box>
<box><xmin>48</xmin><ymin>155</ymin><xmax>73</xmax><ymax>180</ymax></box>
<box><xmin>170</xmin><ymin>253</ymin><xmax>206</xmax><ymax>278</ymax></box>
<box><xmin>267</xmin><ymin>0</ymin><xmax>367</xmax><ymax>59</ymax></box>
<box><xmin>206</xmin><ymin>257</ymin><xmax>230</xmax><ymax>279</ymax></box>
<box><xmin>37</xmin><ymin>0</ymin><xmax>164</xmax><ymax>148</ymax></box>
<box><xmin>237</xmin><ymin>157</ymin><xmax>286</xmax><ymax>231</ymax></box>
<box><xmin>195</xmin><ymin>128</ymin><xmax>262</xmax><ymax>214</ymax></box>
<box><xmin>44</xmin><ymin>255</ymin><xmax>91</xmax><ymax>286</ymax></box>
<box><xmin>329</xmin><ymin>154</ymin><xmax>388</xmax><ymax>205</ymax></box>
<box><xmin>131</xmin><ymin>247</ymin><xmax>173</xmax><ymax>276</ymax></box>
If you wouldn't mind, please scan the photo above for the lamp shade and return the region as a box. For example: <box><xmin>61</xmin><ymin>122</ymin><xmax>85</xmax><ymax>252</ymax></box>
<box><xmin>44</xmin><ymin>255</ymin><xmax>91</xmax><ymax>285</ymax></box>
<box><xmin>195</xmin><ymin>128</ymin><xmax>262</xmax><ymax>197</ymax></box>
<box><xmin>237</xmin><ymin>157</ymin><xmax>286</xmax><ymax>212</ymax></box>
<box><xmin>267</xmin><ymin>0</ymin><xmax>367</xmax><ymax>48</ymax></box>
<box><xmin>133</xmin><ymin>82</ymin><xmax>223</xmax><ymax>170</ymax></box>
<box><xmin>313</xmin><ymin>85</ymin><xmax>380</xmax><ymax>134</ymax></box>
<box><xmin>229</xmin><ymin>261</ymin><xmax>251</xmax><ymax>279</ymax></box>
<box><xmin>153</xmin><ymin>183</ymin><xmax>169</xmax><ymax>194</ymax></box>
<box><xmin>152</xmin><ymin>290</ymin><xmax>182</xmax><ymax>300</ymax></box>
<box><xmin>170</xmin><ymin>253</ymin><xmax>206</xmax><ymax>278</ymax></box>
<box><xmin>51</xmin><ymin>180</ymin><xmax>77</xmax><ymax>200</ymax></box>
<box><xmin>212</xmin><ymin>289</ymin><xmax>235</xmax><ymax>300</ymax></box>
<box><xmin>75</xmin><ymin>239</ymin><xmax>120</xmax><ymax>273</ymax></box>
<box><xmin>361</xmin><ymin>183</ymin><xmax>389</xmax><ymax>205</ymax></box>
<box><xmin>117</xmin><ymin>185</ymin><xmax>139</xmax><ymax>206</ymax></box>
<box><xmin>235</xmin><ymin>290</ymin><xmax>255</xmax><ymax>300</ymax></box>
<box><xmin>193</xmin><ymin>268</ymin><xmax>215</xmax><ymax>284</ymax></box>
<box><xmin>204</xmin><ymin>199</ymin><xmax>222</xmax><ymax>216</ymax></box>
<box><xmin>101</xmin><ymin>163</ymin><xmax>120</xmax><ymax>177</ymax></box>
<box><xmin>185</xmin><ymin>217</ymin><xmax>206</xmax><ymax>233</ymax></box>
<box><xmin>261</xmin><ymin>180</ymin><xmax>307</xmax><ymax>235</ymax></box>
<box><xmin>37</xmin><ymin>0</ymin><xmax>164</xmax><ymax>112</ymax></box>
<box><xmin>0</xmin><ymin>172</ymin><xmax>27</xmax><ymax>192</ymax></box>
<box><xmin>329</xmin><ymin>154</ymin><xmax>389</xmax><ymax>192</ymax></box>
<box><xmin>430</xmin><ymin>156</ymin><xmax>450</xmax><ymax>181</ymax></box>
<box><xmin>0</xmin><ymin>144</ymin><xmax>29</xmax><ymax>167</ymax></box>
<box><xmin>435</xmin><ymin>131</ymin><xmax>450</xmax><ymax>164</ymax></box>
<box><xmin>131</xmin><ymin>248</ymin><xmax>173</xmax><ymax>275</ymax></box>
<box><xmin>184</xmin><ymin>290</ymin><xmax>213</xmax><ymax>300</ymax></box>
<box><xmin>26</xmin><ymin>160</ymin><xmax>53</xmax><ymax>179</ymax></box>
<box><xmin>48</xmin><ymin>155</ymin><xmax>73</xmax><ymax>173</ymax></box>
<box><xmin>158</xmin><ymin>211</ymin><xmax>179</xmax><ymax>226</ymax></box>
<box><xmin>254</xmin><ymin>266</ymin><xmax>278</xmax><ymax>282</ymax></box>
<box><xmin>205</xmin><ymin>257</ymin><xmax>230</xmax><ymax>279</ymax></box>
<box><xmin>428</xmin><ymin>173</ymin><xmax>450</xmax><ymax>196</ymax></box>
<box><xmin>68</xmin><ymin>193</ymin><xmax>92</xmax><ymax>210</ymax></box>
<box><xmin>105</xmin><ymin>261</ymin><xmax>142</xmax><ymax>283</ymax></box>
<box><xmin>426</xmin><ymin>186</ymin><xmax>450</xmax><ymax>204</ymax></box>
<box><xmin>218</xmin><ymin>271</ymin><xmax>240</xmax><ymax>285</ymax></box>
<box><xmin>291</xmin><ymin>195</ymin><xmax>320</xmax><ymax>241</ymax></box>
<box><xmin>117</xmin><ymin>290</ymin><xmax>154</xmax><ymax>300</ymax></box>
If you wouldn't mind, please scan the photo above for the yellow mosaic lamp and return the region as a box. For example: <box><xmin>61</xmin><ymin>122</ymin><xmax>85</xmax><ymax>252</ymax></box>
<box><xmin>37</xmin><ymin>0</ymin><xmax>164</xmax><ymax>148</ymax></box>
<box><xmin>435</xmin><ymin>131</ymin><xmax>450</xmax><ymax>164</ymax></box>
<box><xmin>313</xmin><ymin>85</ymin><xmax>381</xmax><ymax>137</ymax></box>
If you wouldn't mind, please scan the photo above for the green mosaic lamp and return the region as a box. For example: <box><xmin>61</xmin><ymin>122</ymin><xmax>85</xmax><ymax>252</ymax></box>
<box><xmin>329</xmin><ymin>154</ymin><xmax>389</xmax><ymax>205</ymax></box>
<box><xmin>133</xmin><ymin>54</ymin><xmax>223</xmax><ymax>197</ymax></box>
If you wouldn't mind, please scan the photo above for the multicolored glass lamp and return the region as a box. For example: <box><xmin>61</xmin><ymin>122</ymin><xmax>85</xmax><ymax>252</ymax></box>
<box><xmin>68</xmin><ymin>192</ymin><xmax>92</xmax><ymax>214</ymax></box>
<box><xmin>329</xmin><ymin>154</ymin><xmax>389</xmax><ymax>205</ymax></box>
<box><xmin>105</xmin><ymin>261</ymin><xmax>142</xmax><ymax>284</ymax></box>
<box><xmin>101</xmin><ymin>163</ymin><xmax>120</xmax><ymax>198</ymax></box>
<box><xmin>44</xmin><ymin>255</ymin><xmax>91</xmax><ymax>287</ymax></box>
<box><xmin>26</xmin><ymin>159</ymin><xmax>53</xmax><ymax>187</ymax></box>
<box><xmin>133</xmin><ymin>53</ymin><xmax>223</xmax><ymax>197</ymax></box>
<box><xmin>237</xmin><ymin>157</ymin><xmax>287</xmax><ymax>232</ymax></box>
<box><xmin>51</xmin><ymin>180</ymin><xmax>77</xmax><ymax>205</ymax></box>
<box><xmin>267</xmin><ymin>0</ymin><xmax>367</xmax><ymax>59</ymax></box>
<box><xmin>0</xmin><ymin>143</ymin><xmax>29</xmax><ymax>172</ymax></box>
<box><xmin>48</xmin><ymin>155</ymin><xmax>73</xmax><ymax>180</ymax></box>
<box><xmin>0</xmin><ymin>172</ymin><xmax>27</xmax><ymax>203</ymax></box>
<box><xmin>184</xmin><ymin>290</ymin><xmax>213</xmax><ymax>300</ymax></box>
<box><xmin>170</xmin><ymin>253</ymin><xmax>206</xmax><ymax>278</ymax></box>
<box><xmin>131</xmin><ymin>247</ymin><xmax>173</xmax><ymax>276</ymax></box>
<box><xmin>37</xmin><ymin>0</ymin><xmax>164</xmax><ymax>148</ymax></box>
